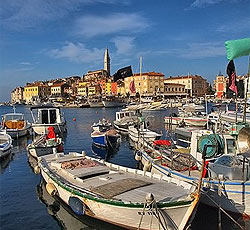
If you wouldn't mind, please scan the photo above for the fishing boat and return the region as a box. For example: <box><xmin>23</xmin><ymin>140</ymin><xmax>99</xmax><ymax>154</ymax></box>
<box><xmin>183</xmin><ymin>117</ymin><xmax>208</xmax><ymax>127</ymax></box>
<box><xmin>1</xmin><ymin>111</ymin><xmax>31</xmax><ymax>138</ymax></box>
<box><xmin>136</xmin><ymin>126</ymin><xmax>250</xmax><ymax>217</ymax></box>
<box><xmin>27</xmin><ymin>127</ymin><xmax>63</xmax><ymax>159</ymax></box>
<box><xmin>113</xmin><ymin>110</ymin><xmax>138</xmax><ymax>133</ymax></box>
<box><xmin>88</xmin><ymin>99</ymin><xmax>103</xmax><ymax>108</ymax></box>
<box><xmin>102</xmin><ymin>98</ymin><xmax>126</xmax><ymax>108</ymax></box>
<box><xmin>38</xmin><ymin>151</ymin><xmax>200</xmax><ymax>230</ymax></box>
<box><xmin>164</xmin><ymin>113</ymin><xmax>183</xmax><ymax>125</ymax></box>
<box><xmin>128</xmin><ymin>117</ymin><xmax>162</xmax><ymax>143</ymax></box>
<box><xmin>0</xmin><ymin>132</ymin><xmax>12</xmax><ymax>158</ymax></box>
<box><xmin>91</xmin><ymin>129</ymin><xmax>120</xmax><ymax>148</ymax></box>
<box><xmin>220</xmin><ymin>110</ymin><xmax>250</xmax><ymax>125</ymax></box>
<box><xmin>92</xmin><ymin>118</ymin><xmax>112</xmax><ymax>132</ymax></box>
<box><xmin>30</xmin><ymin>105</ymin><xmax>67</xmax><ymax>135</ymax></box>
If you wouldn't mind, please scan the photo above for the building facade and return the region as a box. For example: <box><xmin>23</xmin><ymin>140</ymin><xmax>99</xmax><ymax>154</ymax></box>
<box><xmin>24</xmin><ymin>84</ymin><xmax>50</xmax><ymax>103</ymax></box>
<box><xmin>11</xmin><ymin>87</ymin><xmax>24</xmax><ymax>104</ymax></box>
<box><xmin>164</xmin><ymin>75</ymin><xmax>209</xmax><ymax>97</ymax></box>
<box><xmin>163</xmin><ymin>82</ymin><xmax>188</xmax><ymax>97</ymax></box>
<box><xmin>124</xmin><ymin>72</ymin><xmax>165</xmax><ymax>95</ymax></box>
<box><xmin>50</xmin><ymin>83</ymin><xmax>66</xmax><ymax>97</ymax></box>
<box><xmin>214</xmin><ymin>75</ymin><xmax>227</xmax><ymax>99</ymax></box>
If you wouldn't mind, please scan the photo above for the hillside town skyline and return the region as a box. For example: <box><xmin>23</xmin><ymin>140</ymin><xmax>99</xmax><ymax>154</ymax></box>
<box><xmin>9</xmin><ymin>48</ymin><xmax>249</xmax><ymax>105</ymax></box>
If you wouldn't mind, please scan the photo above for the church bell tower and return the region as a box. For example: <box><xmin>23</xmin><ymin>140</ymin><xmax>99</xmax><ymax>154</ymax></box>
<box><xmin>104</xmin><ymin>48</ymin><xmax>110</xmax><ymax>76</ymax></box>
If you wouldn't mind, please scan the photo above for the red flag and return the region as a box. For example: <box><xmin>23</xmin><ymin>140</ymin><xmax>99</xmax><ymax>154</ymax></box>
<box><xmin>226</xmin><ymin>60</ymin><xmax>237</xmax><ymax>95</ymax></box>
<box><xmin>129</xmin><ymin>79</ymin><xmax>136</xmax><ymax>93</ymax></box>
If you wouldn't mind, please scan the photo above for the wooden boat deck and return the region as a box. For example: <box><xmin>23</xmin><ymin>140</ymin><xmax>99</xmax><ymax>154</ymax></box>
<box><xmin>45</xmin><ymin>154</ymin><xmax>193</xmax><ymax>203</ymax></box>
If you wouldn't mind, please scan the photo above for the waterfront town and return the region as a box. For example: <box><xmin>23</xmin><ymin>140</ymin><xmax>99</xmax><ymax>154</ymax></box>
<box><xmin>9</xmin><ymin>48</ymin><xmax>249</xmax><ymax>106</ymax></box>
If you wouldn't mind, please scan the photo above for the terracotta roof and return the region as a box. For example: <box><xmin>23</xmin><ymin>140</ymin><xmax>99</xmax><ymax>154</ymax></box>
<box><xmin>51</xmin><ymin>83</ymin><xmax>65</xmax><ymax>87</ymax></box>
<box><xmin>166</xmin><ymin>75</ymin><xmax>202</xmax><ymax>80</ymax></box>
<box><xmin>165</xmin><ymin>83</ymin><xmax>185</xmax><ymax>86</ymax></box>
<box><xmin>133</xmin><ymin>72</ymin><xmax>164</xmax><ymax>77</ymax></box>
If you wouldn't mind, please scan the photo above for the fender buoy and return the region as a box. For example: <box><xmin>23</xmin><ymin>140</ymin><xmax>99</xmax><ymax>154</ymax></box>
<box><xmin>46</xmin><ymin>183</ymin><xmax>57</xmax><ymax>196</ymax></box>
<box><xmin>34</xmin><ymin>165</ymin><xmax>41</xmax><ymax>174</ymax></box>
<box><xmin>135</xmin><ymin>151</ymin><xmax>142</xmax><ymax>161</ymax></box>
<box><xmin>143</xmin><ymin>160</ymin><xmax>152</xmax><ymax>172</ymax></box>
<box><xmin>68</xmin><ymin>196</ymin><xmax>86</xmax><ymax>215</ymax></box>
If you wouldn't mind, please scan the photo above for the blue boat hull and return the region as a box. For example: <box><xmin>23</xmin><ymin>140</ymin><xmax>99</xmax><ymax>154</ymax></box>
<box><xmin>91</xmin><ymin>134</ymin><xmax>106</xmax><ymax>147</ymax></box>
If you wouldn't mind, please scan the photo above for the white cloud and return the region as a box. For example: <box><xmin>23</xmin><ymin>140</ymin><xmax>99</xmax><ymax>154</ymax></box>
<box><xmin>20</xmin><ymin>62</ymin><xmax>32</xmax><ymax>65</ymax></box>
<box><xmin>111</xmin><ymin>36</ymin><xmax>135</xmax><ymax>55</ymax></box>
<box><xmin>74</xmin><ymin>13</ymin><xmax>149</xmax><ymax>37</ymax></box>
<box><xmin>49</xmin><ymin>42</ymin><xmax>104</xmax><ymax>63</ymax></box>
<box><xmin>0</xmin><ymin>0</ymin><xmax>130</xmax><ymax>30</ymax></box>
<box><xmin>190</xmin><ymin>0</ymin><xmax>223</xmax><ymax>8</ymax></box>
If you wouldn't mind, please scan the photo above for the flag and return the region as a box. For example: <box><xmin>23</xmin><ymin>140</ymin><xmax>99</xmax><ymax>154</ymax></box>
<box><xmin>225</xmin><ymin>38</ymin><xmax>250</xmax><ymax>60</ymax></box>
<box><xmin>227</xmin><ymin>60</ymin><xmax>237</xmax><ymax>95</ymax></box>
<box><xmin>129</xmin><ymin>79</ymin><xmax>136</xmax><ymax>93</ymax></box>
<box><xmin>113</xmin><ymin>66</ymin><xmax>133</xmax><ymax>82</ymax></box>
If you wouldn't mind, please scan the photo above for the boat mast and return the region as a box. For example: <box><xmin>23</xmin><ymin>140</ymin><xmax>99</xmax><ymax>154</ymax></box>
<box><xmin>243</xmin><ymin>55</ymin><xmax>250</xmax><ymax>123</ymax></box>
<box><xmin>139</xmin><ymin>57</ymin><xmax>142</xmax><ymax>103</ymax></box>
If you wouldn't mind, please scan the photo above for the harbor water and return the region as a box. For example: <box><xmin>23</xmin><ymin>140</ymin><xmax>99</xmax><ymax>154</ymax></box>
<box><xmin>0</xmin><ymin>105</ymin><xmax>248</xmax><ymax>230</ymax></box>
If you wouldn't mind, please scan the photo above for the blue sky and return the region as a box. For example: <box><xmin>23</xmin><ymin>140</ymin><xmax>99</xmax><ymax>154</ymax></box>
<box><xmin>0</xmin><ymin>0</ymin><xmax>249</xmax><ymax>101</ymax></box>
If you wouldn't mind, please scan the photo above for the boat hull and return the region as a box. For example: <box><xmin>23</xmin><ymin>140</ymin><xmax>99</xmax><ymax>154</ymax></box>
<box><xmin>140</xmin><ymin>150</ymin><xmax>250</xmax><ymax>216</ymax></box>
<box><xmin>184</xmin><ymin>118</ymin><xmax>207</xmax><ymax>127</ymax></box>
<box><xmin>32</xmin><ymin>123</ymin><xmax>66</xmax><ymax>135</ymax></box>
<box><xmin>4</xmin><ymin>127</ymin><xmax>30</xmax><ymax>138</ymax></box>
<box><xmin>129</xmin><ymin>127</ymin><xmax>161</xmax><ymax>143</ymax></box>
<box><xmin>102</xmin><ymin>101</ymin><xmax>126</xmax><ymax>108</ymax></box>
<box><xmin>40</xmin><ymin>160</ymin><xmax>198</xmax><ymax>230</ymax></box>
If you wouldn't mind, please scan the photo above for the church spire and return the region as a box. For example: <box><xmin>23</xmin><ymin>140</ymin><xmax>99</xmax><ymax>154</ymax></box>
<box><xmin>104</xmin><ymin>48</ymin><xmax>110</xmax><ymax>76</ymax></box>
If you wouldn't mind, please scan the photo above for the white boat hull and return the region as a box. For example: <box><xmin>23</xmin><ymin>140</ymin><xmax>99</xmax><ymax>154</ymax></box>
<box><xmin>4</xmin><ymin>127</ymin><xmax>30</xmax><ymax>138</ymax></box>
<box><xmin>140</xmin><ymin>151</ymin><xmax>250</xmax><ymax>216</ymax></box>
<box><xmin>184</xmin><ymin>118</ymin><xmax>207</xmax><ymax>127</ymax></box>
<box><xmin>40</xmin><ymin>156</ymin><xmax>199</xmax><ymax>230</ymax></box>
<box><xmin>129</xmin><ymin>127</ymin><xmax>161</xmax><ymax>143</ymax></box>
<box><xmin>0</xmin><ymin>133</ymin><xmax>12</xmax><ymax>158</ymax></box>
<box><xmin>32</xmin><ymin>123</ymin><xmax>66</xmax><ymax>135</ymax></box>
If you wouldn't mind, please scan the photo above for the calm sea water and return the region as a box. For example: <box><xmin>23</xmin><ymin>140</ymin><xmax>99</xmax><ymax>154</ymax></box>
<box><xmin>0</xmin><ymin>104</ymin><xmax>247</xmax><ymax>230</ymax></box>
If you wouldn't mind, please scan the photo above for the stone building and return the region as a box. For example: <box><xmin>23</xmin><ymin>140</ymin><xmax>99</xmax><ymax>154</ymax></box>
<box><xmin>11</xmin><ymin>87</ymin><xmax>24</xmax><ymax>104</ymax></box>
<box><xmin>163</xmin><ymin>82</ymin><xmax>188</xmax><ymax>97</ymax></box>
<box><xmin>164</xmin><ymin>75</ymin><xmax>209</xmax><ymax>97</ymax></box>
<box><xmin>213</xmin><ymin>75</ymin><xmax>227</xmax><ymax>99</ymax></box>
<box><xmin>124</xmin><ymin>72</ymin><xmax>164</xmax><ymax>96</ymax></box>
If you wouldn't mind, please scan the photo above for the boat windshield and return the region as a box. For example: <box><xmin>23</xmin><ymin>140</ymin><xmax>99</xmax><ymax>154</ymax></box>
<box><xmin>4</xmin><ymin>114</ymin><xmax>23</xmax><ymax>121</ymax></box>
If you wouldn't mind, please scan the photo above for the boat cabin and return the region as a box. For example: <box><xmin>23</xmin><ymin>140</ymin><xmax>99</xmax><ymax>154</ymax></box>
<box><xmin>31</xmin><ymin>106</ymin><xmax>63</xmax><ymax>124</ymax></box>
<box><xmin>115</xmin><ymin>110</ymin><xmax>136</xmax><ymax>122</ymax></box>
<box><xmin>1</xmin><ymin>113</ymin><xmax>25</xmax><ymax>130</ymax></box>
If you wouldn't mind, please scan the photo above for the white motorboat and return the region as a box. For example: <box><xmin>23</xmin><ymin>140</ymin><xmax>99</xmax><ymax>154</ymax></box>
<box><xmin>183</xmin><ymin>117</ymin><xmax>208</xmax><ymax>127</ymax></box>
<box><xmin>92</xmin><ymin>118</ymin><xmax>112</xmax><ymax>132</ymax></box>
<box><xmin>221</xmin><ymin>110</ymin><xmax>250</xmax><ymax>124</ymax></box>
<box><xmin>38</xmin><ymin>151</ymin><xmax>200</xmax><ymax>230</ymax></box>
<box><xmin>30</xmin><ymin>106</ymin><xmax>67</xmax><ymax>135</ymax></box>
<box><xmin>128</xmin><ymin>119</ymin><xmax>162</xmax><ymax>143</ymax></box>
<box><xmin>27</xmin><ymin>135</ymin><xmax>63</xmax><ymax>159</ymax></box>
<box><xmin>113</xmin><ymin>110</ymin><xmax>138</xmax><ymax>133</ymax></box>
<box><xmin>0</xmin><ymin>132</ymin><xmax>12</xmax><ymax>158</ymax></box>
<box><xmin>1</xmin><ymin>112</ymin><xmax>31</xmax><ymax>138</ymax></box>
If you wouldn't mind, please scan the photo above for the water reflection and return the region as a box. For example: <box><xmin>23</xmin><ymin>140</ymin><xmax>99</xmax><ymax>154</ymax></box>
<box><xmin>12</xmin><ymin>135</ymin><xmax>32</xmax><ymax>154</ymax></box>
<box><xmin>0</xmin><ymin>151</ymin><xmax>13</xmax><ymax>174</ymax></box>
<box><xmin>91</xmin><ymin>143</ymin><xmax>118</xmax><ymax>161</ymax></box>
<box><xmin>36</xmin><ymin>180</ymin><xmax>124</xmax><ymax>230</ymax></box>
